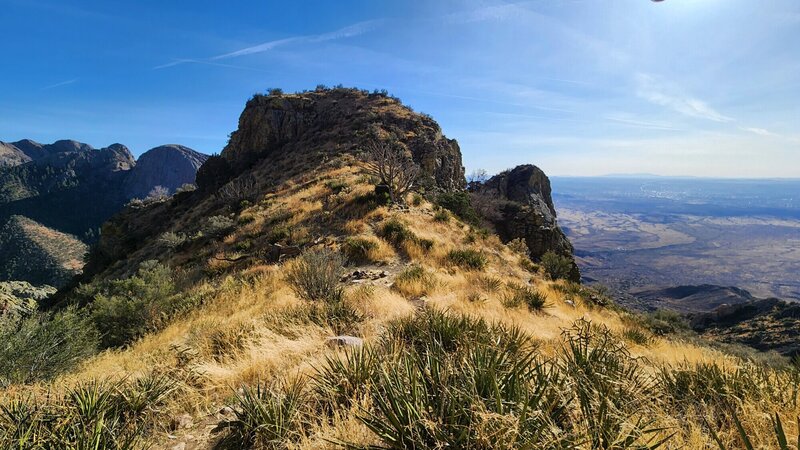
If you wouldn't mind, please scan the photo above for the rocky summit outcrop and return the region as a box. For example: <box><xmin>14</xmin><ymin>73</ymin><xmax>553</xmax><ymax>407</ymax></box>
<box><xmin>221</xmin><ymin>89</ymin><xmax>465</xmax><ymax>192</ymax></box>
<box><xmin>124</xmin><ymin>145</ymin><xmax>208</xmax><ymax>199</ymax></box>
<box><xmin>471</xmin><ymin>164</ymin><xmax>580</xmax><ymax>281</ymax></box>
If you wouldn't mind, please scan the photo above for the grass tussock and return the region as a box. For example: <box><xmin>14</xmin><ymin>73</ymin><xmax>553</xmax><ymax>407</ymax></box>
<box><xmin>392</xmin><ymin>264</ymin><xmax>437</xmax><ymax>298</ymax></box>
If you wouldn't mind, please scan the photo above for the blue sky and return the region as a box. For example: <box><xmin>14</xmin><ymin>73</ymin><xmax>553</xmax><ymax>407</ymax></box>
<box><xmin>1</xmin><ymin>0</ymin><xmax>798</xmax><ymax>177</ymax></box>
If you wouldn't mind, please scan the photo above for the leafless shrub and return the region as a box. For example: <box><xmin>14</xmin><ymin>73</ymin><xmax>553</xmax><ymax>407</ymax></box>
<box><xmin>363</xmin><ymin>140</ymin><xmax>419</xmax><ymax>204</ymax></box>
<box><xmin>218</xmin><ymin>175</ymin><xmax>257</xmax><ymax>202</ymax></box>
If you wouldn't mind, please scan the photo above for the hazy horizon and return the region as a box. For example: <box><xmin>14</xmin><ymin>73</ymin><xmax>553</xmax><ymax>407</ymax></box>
<box><xmin>2</xmin><ymin>0</ymin><xmax>799</xmax><ymax>178</ymax></box>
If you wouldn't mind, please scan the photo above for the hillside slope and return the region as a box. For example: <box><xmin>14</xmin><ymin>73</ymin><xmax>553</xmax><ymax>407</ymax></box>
<box><xmin>0</xmin><ymin>215</ymin><xmax>87</xmax><ymax>286</ymax></box>
<box><xmin>2</xmin><ymin>88</ymin><xmax>797</xmax><ymax>449</ymax></box>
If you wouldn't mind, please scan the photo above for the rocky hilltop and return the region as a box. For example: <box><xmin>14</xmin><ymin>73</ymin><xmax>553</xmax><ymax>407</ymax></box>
<box><xmin>471</xmin><ymin>164</ymin><xmax>580</xmax><ymax>281</ymax></box>
<box><xmin>221</xmin><ymin>89</ymin><xmax>465</xmax><ymax>191</ymax></box>
<box><xmin>124</xmin><ymin>145</ymin><xmax>208</xmax><ymax>199</ymax></box>
<box><xmin>84</xmin><ymin>88</ymin><xmax>574</xmax><ymax>282</ymax></box>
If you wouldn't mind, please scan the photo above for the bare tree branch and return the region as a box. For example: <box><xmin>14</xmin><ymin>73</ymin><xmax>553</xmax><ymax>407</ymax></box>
<box><xmin>364</xmin><ymin>140</ymin><xmax>419</xmax><ymax>204</ymax></box>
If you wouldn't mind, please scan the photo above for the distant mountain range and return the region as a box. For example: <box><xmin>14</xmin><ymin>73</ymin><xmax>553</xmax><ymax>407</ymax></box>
<box><xmin>0</xmin><ymin>139</ymin><xmax>207</xmax><ymax>286</ymax></box>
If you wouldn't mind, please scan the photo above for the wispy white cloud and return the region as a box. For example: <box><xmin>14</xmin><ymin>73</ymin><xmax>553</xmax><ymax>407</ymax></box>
<box><xmin>740</xmin><ymin>126</ymin><xmax>780</xmax><ymax>137</ymax></box>
<box><xmin>635</xmin><ymin>73</ymin><xmax>733</xmax><ymax>122</ymax></box>
<box><xmin>211</xmin><ymin>36</ymin><xmax>303</xmax><ymax>60</ymax></box>
<box><xmin>603</xmin><ymin>115</ymin><xmax>682</xmax><ymax>131</ymax></box>
<box><xmin>156</xmin><ymin>19</ymin><xmax>382</xmax><ymax>69</ymax></box>
<box><xmin>41</xmin><ymin>78</ymin><xmax>79</xmax><ymax>90</ymax></box>
<box><xmin>445</xmin><ymin>2</ymin><xmax>533</xmax><ymax>24</ymax></box>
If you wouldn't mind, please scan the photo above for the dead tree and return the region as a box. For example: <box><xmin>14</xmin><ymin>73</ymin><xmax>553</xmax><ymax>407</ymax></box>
<box><xmin>363</xmin><ymin>140</ymin><xmax>419</xmax><ymax>204</ymax></box>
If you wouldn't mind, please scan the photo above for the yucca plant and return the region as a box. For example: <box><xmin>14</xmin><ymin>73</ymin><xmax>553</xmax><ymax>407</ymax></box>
<box><xmin>560</xmin><ymin>319</ymin><xmax>671</xmax><ymax>449</ymax></box>
<box><xmin>705</xmin><ymin>406</ymin><xmax>800</xmax><ymax>450</ymax></box>
<box><xmin>312</xmin><ymin>346</ymin><xmax>379</xmax><ymax>412</ymax></box>
<box><xmin>221</xmin><ymin>377</ymin><xmax>307</xmax><ymax>449</ymax></box>
<box><xmin>357</xmin><ymin>321</ymin><xmax>574</xmax><ymax>449</ymax></box>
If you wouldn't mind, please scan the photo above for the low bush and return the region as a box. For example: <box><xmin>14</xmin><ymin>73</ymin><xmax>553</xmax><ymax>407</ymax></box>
<box><xmin>446</xmin><ymin>249</ymin><xmax>487</xmax><ymax>270</ymax></box>
<box><xmin>84</xmin><ymin>261</ymin><xmax>192</xmax><ymax>348</ymax></box>
<box><xmin>641</xmin><ymin>309</ymin><xmax>691</xmax><ymax>336</ymax></box>
<box><xmin>433</xmin><ymin>209</ymin><xmax>450</xmax><ymax>223</ymax></box>
<box><xmin>506</xmin><ymin>237</ymin><xmax>529</xmax><ymax>256</ymax></box>
<box><xmin>436</xmin><ymin>191</ymin><xmax>481</xmax><ymax>225</ymax></box>
<box><xmin>392</xmin><ymin>265</ymin><xmax>437</xmax><ymax>297</ymax></box>
<box><xmin>285</xmin><ymin>248</ymin><xmax>345</xmax><ymax>302</ymax></box>
<box><xmin>540</xmin><ymin>251</ymin><xmax>574</xmax><ymax>280</ymax></box>
<box><xmin>622</xmin><ymin>327</ymin><xmax>653</xmax><ymax>346</ymax></box>
<box><xmin>342</xmin><ymin>237</ymin><xmax>379</xmax><ymax>264</ymax></box>
<box><xmin>503</xmin><ymin>285</ymin><xmax>548</xmax><ymax>311</ymax></box>
<box><xmin>377</xmin><ymin>219</ymin><xmax>416</xmax><ymax>248</ymax></box>
<box><xmin>203</xmin><ymin>215</ymin><xmax>236</xmax><ymax>238</ymax></box>
<box><xmin>158</xmin><ymin>231</ymin><xmax>187</xmax><ymax>250</ymax></box>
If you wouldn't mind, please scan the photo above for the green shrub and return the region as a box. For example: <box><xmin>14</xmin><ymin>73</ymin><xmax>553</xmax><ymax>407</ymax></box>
<box><xmin>446</xmin><ymin>249</ymin><xmax>487</xmax><ymax>270</ymax></box>
<box><xmin>393</xmin><ymin>264</ymin><xmax>437</xmax><ymax>296</ymax></box>
<box><xmin>503</xmin><ymin>286</ymin><xmax>548</xmax><ymax>311</ymax></box>
<box><xmin>416</xmin><ymin>238</ymin><xmax>434</xmax><ymax>252</ymax></box>
<box><xmin>342</xmin><ymin>237</ymin><xmax>379</xmax><ymax>264</ymax></box>
<box><xmin>267</xmin><ymin>225</ymin><xmax>290</xmax><ymax>244</ymax></box>
<box><xmin>411</xmin><ymin>194</ymin><xmax>423</xmax><ymax>206</ymax></box>
<box><xmin>158</xmin><ymin>231</ymin><xmax>187</xmax><ymax>250</ymax></box>
<box><xmin>285</xmin><ymin>248</ymin><xmax>344</xmax><ymax>302</ymax></box>
<box><xmin>622</xmin><ymin>327</ymin><xmax>653</xmax><ymax>346</ymax></box>
<box><xmin>433</xmin><ymin>209</ymin><xmax>450</xmax><ymax>223</ymax></box>
<box><xmin>436</xmin><ymin>191</ymin><xmax>481</xmax><ymax>225</ymax></box>
<box><xmin>220</xmin><ymin>377</ymin><xmax>306</xmax><ymax>449</ymax></box>
<box><xmin>86</xmin><ymin>261</ymin><xmax>189</xmax><ymax>348</ymax></box>
<box><xmin>540</xmin><ymin>251</ymin><xmax>574</xmax><ymax>281</ymax></box>
<box><xmin>507</xmin><ymin>237</ymin><xmax>529</xmax><ymax>256</ymax></box>
<box><xmin>326</xmin><ymin>179</ymin><xmax>349</xmax><ymax>194</ymax></box>
<box><xmin>641</xmin><ymin>309</ymin><xmax>691</xmax><ymax>336</ymax></box>
<box><xmin>377</xmin><ymin>219</ymin><xmax>415</xmax><ymax>248</ymax></box>
<box><xmin>204</xmin><ymin>215</ymin><xmax>236</xmax><ymax>237</ymax></box>
<box><xmin>0</xmin><ymin>307</ymin><xmax>99</xmax><ymax>385</ymax></box>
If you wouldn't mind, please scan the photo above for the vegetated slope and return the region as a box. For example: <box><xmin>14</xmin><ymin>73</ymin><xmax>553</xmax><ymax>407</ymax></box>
<box><xmin>2</xmin><ymin>88</ymin><xmax>798</xmax><ymax>449</ymax></box>
<box><xmin>0</xmin><ymin>280</ymin><xmax>55</xmax><ymax>317</ymax></box>
<box><xmin>690</xmin><ymin>297</ymin><xmax>800</xmax><ymax>357</ymax></box>
<box><xmin>0</xmin><ymin>215</ymin><xmax>87</xmax><ymax>286</ymax></box>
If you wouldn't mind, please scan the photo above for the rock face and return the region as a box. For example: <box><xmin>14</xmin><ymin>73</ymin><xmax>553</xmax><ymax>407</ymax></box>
<box><xmin>124</xmin><ymin>145</ymin><xmax>208</xmax><ymax>199</ymax></box>
<box><xmin>471</xmin><ymin>164</ymin><xmax>580</xmax><ymax>281</ymax></box>
<box><xmin>221</xmin><ymin>89</ymin><xmax>465</xmax><ymax>191</ymax></box>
